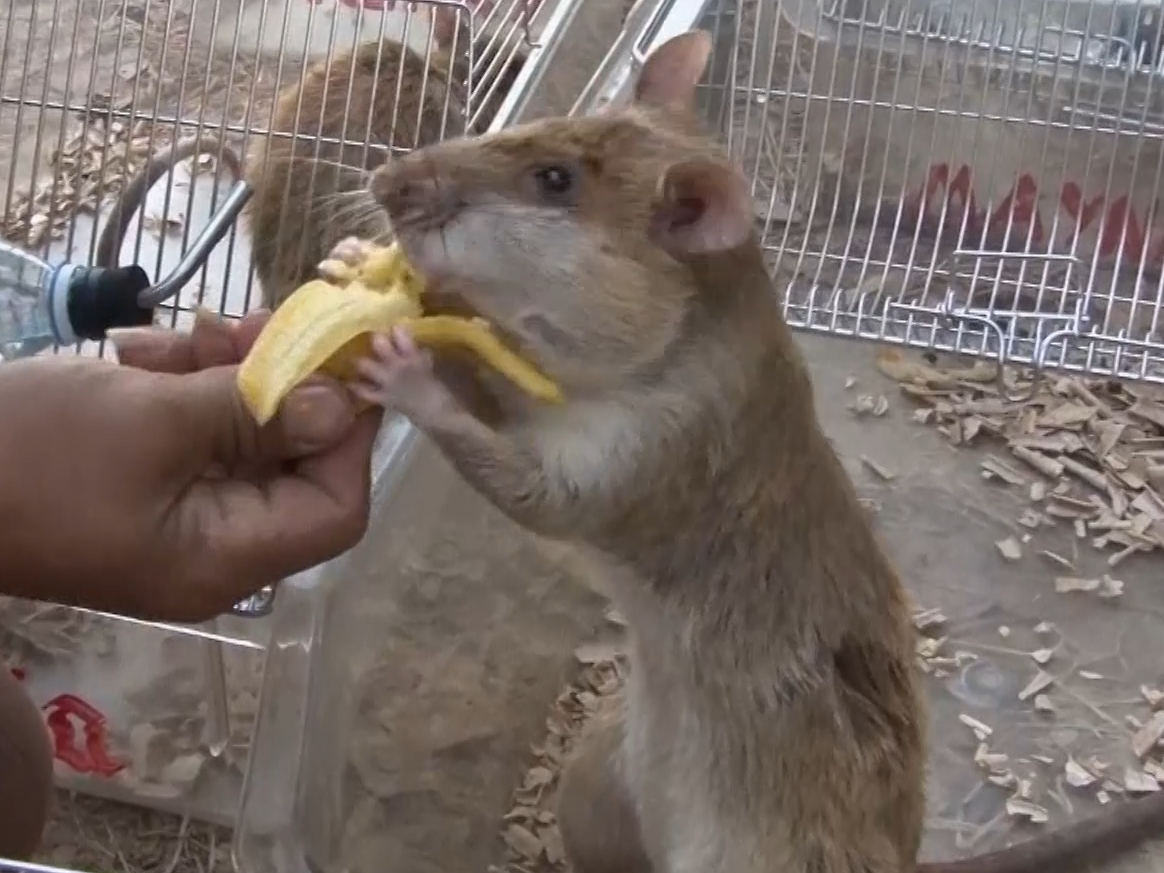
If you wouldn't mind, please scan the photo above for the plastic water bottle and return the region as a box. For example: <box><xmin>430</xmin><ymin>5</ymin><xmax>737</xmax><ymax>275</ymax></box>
<box><xmin>0</xmin><ymin>239</ymin><xmax>154</xmax><ymax>360</ymax></box>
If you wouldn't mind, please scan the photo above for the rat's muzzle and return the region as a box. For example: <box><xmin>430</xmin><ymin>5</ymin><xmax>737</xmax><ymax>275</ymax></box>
<box><xmin>370</xmin><ymin>160</ymin><xmax>462</xmax><ymax>234</ymax></box>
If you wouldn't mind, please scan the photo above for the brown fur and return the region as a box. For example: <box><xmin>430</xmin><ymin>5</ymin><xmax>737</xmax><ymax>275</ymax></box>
<box><xmin>363</xmin><ymin>29</ymin><xmax>1164</xmax><ymax>873</ymax></box>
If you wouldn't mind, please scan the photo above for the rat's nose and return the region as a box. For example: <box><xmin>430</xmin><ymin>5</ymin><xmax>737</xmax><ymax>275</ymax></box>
<box><xmin>371</xmin><ymin>162</ymin><xmax>443</xmax><ymax>220</ymax></box>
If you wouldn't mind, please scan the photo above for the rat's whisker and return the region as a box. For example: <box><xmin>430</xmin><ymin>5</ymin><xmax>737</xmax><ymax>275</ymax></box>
<box><xmin>311</xmin><ymin>189</ymin><xmax>377</xmax><ymax>208</ymax></box>
<box><xmin>321</xmin><ymin>199</ymin><xmax>389</xmax><ymax>231</ymax></box>
<box><xmin>263</xmin><ymin>155</ymin><xmax>373</xmax><ymax>176</ymax></box>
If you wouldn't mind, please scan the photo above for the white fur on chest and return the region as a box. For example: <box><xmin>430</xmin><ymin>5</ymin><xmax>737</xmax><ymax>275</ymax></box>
<box><xmin>528</xmin><ymin>399</ymin><xmax>645</xmax><ymax>497</ymax></box>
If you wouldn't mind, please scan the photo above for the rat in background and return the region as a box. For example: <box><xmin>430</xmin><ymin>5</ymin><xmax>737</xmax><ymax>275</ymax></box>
<box><xmin>95</xmin><ymin>0</ymin><xmax>529</xmax><ymax>310</ymax></box>
<box><xmin>337</xmin><ymin>27</ymin><xmax>1164</xmax><ymax>873</ymax></box>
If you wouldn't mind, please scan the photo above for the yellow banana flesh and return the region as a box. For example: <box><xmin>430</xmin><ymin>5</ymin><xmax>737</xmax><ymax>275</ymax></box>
<box><xmin>237</xmin><ymin>242</ymin><xmax>563</xmax><ymax>425</ymax></box>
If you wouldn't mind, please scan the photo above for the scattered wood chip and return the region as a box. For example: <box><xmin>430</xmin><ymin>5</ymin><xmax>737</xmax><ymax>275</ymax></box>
<box><xmin>959</xmin><ymin>713</ymin><xmax>993</xmax><ymax>740</ymax></box>
<box><xmin>1097</xmin><ymin>575</ymin><xmax>1125</xmax><ymax>598</ymax></box>
<box><xmin>1055</xmin><ymin>576</ymin><xmax>1099</xmax><ymax>593</ymax></box>
<box><xmin>860</xmin><ymin>455</ymin><xmax>897</xmax><ymax>481</ymax></box>
<box><xmin>911</xmin><ymin>608</ymin><xmax>948</xmax><ymax>631</ymax></box>
<box><xmin>504</xmin><ymin>824</ymin><xmax>544</xmax><ymax>860</ymax></box>
<box><xmin>996</xmin><ymin>538</ymin><xmax>1023</xmax><ymax>562</ymax></box>
<box><xmin>1133</xmin><ymin>711</ymin><xmax>1164</xmax><ymax>758</ymax></box>
<box><xmin>1130</xmin><ymin>400</ymin><xmax>1164</xmax><ymax>431</ymax></box>
<box><xmin>541</xmin><ymin>825</ymin><xmax>565</xmax><ymax>865</ymax></box>
<box><xmin>974</xmin><ymin>742</ymin><xmax>1009</xmax><ymax>765</ymax></box>
<box><xmin>849</xmin><ymin>394</ymin><xmax>889</xmax><ymax>417</ymax></box>
<box><xmin>1039</xmin><ymin>550</ymin><xmax>1075</xmax><ymax>570</ymax></box>
<box><xmin>1052</xmin><ymin>574</ymin><xmax>1122</xmax><ymax>598</ymax></box>
<box><xmin>1034</xmin><ymin>694</ymin><xmax>1055</xmax><ymax>713</ymax></box>
<box><xmin>883</xmin><ymin>355</ymin><xmax>1164</xmax><ymax>571</ymax></box>
<box><xmin>916</xmin><ymin>635</ymin><xmax>947</xmax><ymax>659</ymax></box>
<box><xmin>1012</xmin><ymin>445</ymin><xmax>1064</xmax><ymax>478</ymax></box>
<box><xmin>1125</xmin><ymin>768</ymin><xmax>1162</xmax><ymax>793</ymax></box>
<box><xmin>1006</xmin><ymin>797</ymin><xmax>1050</xmax><ymax>823</ymax></box>
<box><xmin>981</xmin><ymin>456</ymin><xmax>1027</xmax><ymax>486</ymax></box>
<box><xmin>1066</xmin><ymin>757</ymin><xmax>1097</xmax><ymax>787</ymax></box>
<box><xmin>1030</xmin><ymin>648</ymin><xmax>1054</xmax><ymax>665</ymax></box>
<box><xmin>1019</xmin><ymin>670</ymin><xmax>1055</xmax><ymax>701</ymax></box>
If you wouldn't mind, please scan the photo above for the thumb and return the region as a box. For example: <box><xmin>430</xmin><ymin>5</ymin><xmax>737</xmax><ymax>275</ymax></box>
<box><xmin>174</xmin><ymin>366</ymin><xmax>358</xmax><ymax>467</ymax></box>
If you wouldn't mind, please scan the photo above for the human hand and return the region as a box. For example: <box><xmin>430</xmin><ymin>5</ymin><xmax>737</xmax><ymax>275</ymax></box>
<box><xmin>0</xmin><ymin>310</ymin><xmax>381</xmax><ymax>623</ymax></box>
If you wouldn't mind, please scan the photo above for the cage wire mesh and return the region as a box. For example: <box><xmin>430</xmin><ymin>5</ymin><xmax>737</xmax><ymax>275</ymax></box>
<box><xmin>662</xmin><ymin>0</ymin><xmax>1164</xmax><ymax>389</ymax></box>
<box><xmin>0</xmin><ymin>0</ymin><xmax>540</xmax><ymax>868</ymax></box>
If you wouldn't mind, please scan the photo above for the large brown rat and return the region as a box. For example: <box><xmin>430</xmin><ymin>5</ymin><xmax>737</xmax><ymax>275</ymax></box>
<box><xmin>95</xmin><ymin>0</ymin><xmax>528</xmax><ymax>312</ymax></box>
<box><xmin>337</xmin><ymin>28</ymin><xmax>1164</xmax><ymax>873</ymax></box>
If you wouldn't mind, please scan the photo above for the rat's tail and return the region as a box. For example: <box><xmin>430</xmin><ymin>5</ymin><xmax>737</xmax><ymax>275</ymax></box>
<box><xmin>919</xmin><ymin>792</ymin><xmax>1164</xmax><ymax>873</ymax></box>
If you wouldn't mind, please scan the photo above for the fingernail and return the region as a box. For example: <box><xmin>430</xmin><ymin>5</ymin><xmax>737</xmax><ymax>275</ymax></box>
<box><xmin>107</xmin><ymin>327</ymin><xmax>163</xmax><ymax>361</ymax></box>
<box><xmin>280</xmin><ymin>385</ymin><xmax>356</xmax><ymax>450</ymax></box>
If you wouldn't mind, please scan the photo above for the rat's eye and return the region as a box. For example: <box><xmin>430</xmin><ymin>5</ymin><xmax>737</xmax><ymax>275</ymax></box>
<box><xmin>533</xmin><ymin>164</ymin><xmax>576</xmax><ymax>200</ymax></box>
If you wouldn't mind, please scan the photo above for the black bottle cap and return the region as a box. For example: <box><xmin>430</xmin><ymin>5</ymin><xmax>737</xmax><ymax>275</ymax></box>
<box><xmin>66</xmin><ymin>265</ymin><xmax>154</xmax><ymax>341</ymax></box>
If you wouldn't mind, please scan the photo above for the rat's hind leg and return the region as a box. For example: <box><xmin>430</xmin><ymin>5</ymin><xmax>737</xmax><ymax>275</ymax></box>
<box><xmin>557</xmin><ymin>702</ymin><xmax>653</xmax><ymax>873</ymax></box>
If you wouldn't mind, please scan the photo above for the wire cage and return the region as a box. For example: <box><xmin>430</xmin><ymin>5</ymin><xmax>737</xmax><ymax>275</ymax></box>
<box><xmin>584</xmin><ymin>0</ymin><xmax>1164</xmax><ymax>395</ymax></box>
<box><xmin>0</xmin><ymin>0</ymin><xmax>549</xmax><ymax>866</ymax></box>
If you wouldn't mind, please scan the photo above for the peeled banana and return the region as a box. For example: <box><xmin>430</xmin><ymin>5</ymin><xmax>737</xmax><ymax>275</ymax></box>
<box><xmin>237</xmin><ymin>241</ymin><xmax>563</xmax><ymax>425</ymax></box>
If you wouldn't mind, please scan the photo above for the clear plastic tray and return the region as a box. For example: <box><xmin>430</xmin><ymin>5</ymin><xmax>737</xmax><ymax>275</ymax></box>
<box><xmin>3</xmin><ymin>603</ymin><xmax>268</xmax><ymax>826</ymax></box>
<box><xmin>231</xmin><ymin>2</ymin><xmax>621</xmax><ymax>870</ymax></box>
<box><xmin>235</xmin><ymin>427</ymin><xmax>611</xmax><ymax>873</ymax></box>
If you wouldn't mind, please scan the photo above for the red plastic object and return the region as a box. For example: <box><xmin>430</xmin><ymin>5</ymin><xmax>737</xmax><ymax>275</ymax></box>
<box><xmin>42</xmin><ymin>693</ymin><xmax>124</xmax><ymax>778</ymax></box>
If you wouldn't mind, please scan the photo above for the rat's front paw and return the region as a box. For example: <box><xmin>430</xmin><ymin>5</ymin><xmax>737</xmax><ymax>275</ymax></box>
<box><xmin>318</xmin><ymin>237</ymin><xmax>378</xmax><ymax>283</ymax></box>
<box><xmin>352</xmin><ymin>325</ymin><xmax>459</xmax><ymax>426</ymax></box>
<box><xmin>330</xmin><ymin>236</ymin><xmax>376</xmax><ymax>266</ymax></box>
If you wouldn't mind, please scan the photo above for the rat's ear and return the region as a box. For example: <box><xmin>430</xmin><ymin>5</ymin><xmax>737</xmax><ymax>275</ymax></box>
<box><xmin>634</xmin><ymin>30</ymin><xmax>713</xmax><ymax>109</ymax></box>
<box><xmin>650</xmin><ymin>157</ymin><xmax>753</xmax><ymax>255</ymax></box>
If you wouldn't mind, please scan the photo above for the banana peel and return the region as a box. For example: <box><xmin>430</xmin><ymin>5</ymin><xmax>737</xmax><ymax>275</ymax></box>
<box><xmin>237</xmin><ymin>242</ymin><xmax>564</xmax><ymax>425</ymax></box>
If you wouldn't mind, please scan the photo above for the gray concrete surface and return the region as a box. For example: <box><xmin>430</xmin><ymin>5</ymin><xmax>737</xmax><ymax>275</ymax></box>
<box><xmin>801</xmin><ymin>330</ymin><xmax>1164</xmax><ymax>872</ymax></box>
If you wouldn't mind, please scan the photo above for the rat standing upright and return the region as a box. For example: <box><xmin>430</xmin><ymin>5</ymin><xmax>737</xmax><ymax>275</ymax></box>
<box><xmin>346</xmin><ymin>28</ymin><xmax>1164</xmax><ymax>873</ymax></box>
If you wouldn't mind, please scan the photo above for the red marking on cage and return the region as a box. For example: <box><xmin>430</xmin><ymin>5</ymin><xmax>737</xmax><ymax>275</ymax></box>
<box><xmin>41</xmin><ymin>693</ymin><xmax>124</xmax><ymax>778</ymax></box>
<box><xmin>906</xmin><ymin>163</ymin><xmax>1164</xmax><ymax>268</ymax></box>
